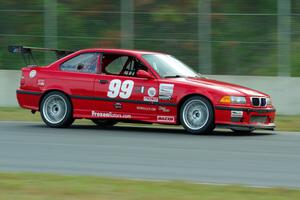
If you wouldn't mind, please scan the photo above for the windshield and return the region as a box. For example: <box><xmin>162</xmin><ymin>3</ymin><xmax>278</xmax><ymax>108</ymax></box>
<box><xmin>142</xmin><ymin>54</ymin><xmax>199</xmax><ymax>78</ymax></box>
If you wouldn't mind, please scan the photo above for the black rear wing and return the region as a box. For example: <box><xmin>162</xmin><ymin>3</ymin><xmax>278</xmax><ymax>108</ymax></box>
<box><xmin>8</xmin><ymin>45</ymin><xmax>74</xmax><ymax>66</ymax></box>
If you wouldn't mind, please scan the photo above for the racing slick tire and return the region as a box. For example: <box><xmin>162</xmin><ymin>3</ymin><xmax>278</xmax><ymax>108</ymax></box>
<box><xmin>40</xmin><ymin>91</ymin><xmax>74</xmax><ymax>128</ymax></box>
<box><xmin>180</xmin><ymin>96</ymin><xmax>215</xmax><ymax>134</ymax></box>
<box><xmin>91</xmin><ymin>119</ymin><xmax>118</xmax><ymax>127</ymax></box>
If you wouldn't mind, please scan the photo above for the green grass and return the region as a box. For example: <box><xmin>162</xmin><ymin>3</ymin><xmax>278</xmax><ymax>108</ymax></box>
<box><xmin>275</xmin><ymin>115</ymin><xmax>300</xmax><ymax>132</ymax></box>
<box><xmin>0</xmin><ymin>107</ymin><xmax>42</xmax><ymax>122</ymax></box>
<box><xmin>0</xmin><ymin>107</ymin><xmax>299</xmax><ymax>132</ymax></box>
<box><xmin>0</xmin><ymin>172</ymin><xmax>299</xmax><ymax>200</ymax></box>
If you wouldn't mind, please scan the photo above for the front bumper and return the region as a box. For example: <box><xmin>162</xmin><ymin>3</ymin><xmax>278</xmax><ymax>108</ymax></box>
<box><xmin>214</xmin><ymin>105</ymin><xmax>276</xmax><ymax>130</ymax></box>
<box><xmin>217</xmin><ymin>123</ymin><xmax>276</xmax><ymax>131</ymax></box>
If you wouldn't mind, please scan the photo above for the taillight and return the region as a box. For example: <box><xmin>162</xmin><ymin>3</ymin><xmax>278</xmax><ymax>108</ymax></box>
<box><xmin>20</xmin><ymin>72</ymin><xmax>25</xmax><ymax>86</ymax></box>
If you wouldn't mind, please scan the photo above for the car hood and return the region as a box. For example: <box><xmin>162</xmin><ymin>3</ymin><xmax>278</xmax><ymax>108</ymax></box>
<box><xmin>179</xmin><ymin>77</ymin><xmax>268</xmax><ymax>97</ymax></box>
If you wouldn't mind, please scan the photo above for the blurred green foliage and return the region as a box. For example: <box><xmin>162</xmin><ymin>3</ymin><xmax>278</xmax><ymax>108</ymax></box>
<box><xmin>0</xmin><ymin>0</ymin><xmax>300</xmax><ymax>76</ymax></box>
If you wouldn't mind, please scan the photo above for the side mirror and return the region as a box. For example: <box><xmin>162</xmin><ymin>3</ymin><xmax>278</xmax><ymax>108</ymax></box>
<box><xmin>136</xmin><ymin>70</ymin><xmax>155</xmax><ymax>79</ymax></box>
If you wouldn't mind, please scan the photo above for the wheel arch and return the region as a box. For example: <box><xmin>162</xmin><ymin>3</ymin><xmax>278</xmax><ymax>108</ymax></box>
<box><xmin>39</xmin><ymin>89</ymin><xmax>73</xmax><ymax>111</ymax></box>
<box><xmin>176</xmin><ymin>93</ymin><xmax>215</xmax><ymax>124</ymax></box>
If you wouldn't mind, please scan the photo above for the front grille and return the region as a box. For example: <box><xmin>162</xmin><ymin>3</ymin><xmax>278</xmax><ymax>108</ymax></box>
<box><xmin>250</xmin><ymin>116</ymin><xmax>267</xmax><ymax>123</ymax></box>
<box><xmin>251</xmin><ymin>97</ymin><xmax>267</xmax><ymax>107</ymax></box>
<box><xmin>261</xmin><ymin>98</ymin><xmax>266</xmax><ymax>106</ymax></box>
<box><xmin>252</xmin><ymin>98</ymin><xmax>260</xmax><ymax>106</ymax></box>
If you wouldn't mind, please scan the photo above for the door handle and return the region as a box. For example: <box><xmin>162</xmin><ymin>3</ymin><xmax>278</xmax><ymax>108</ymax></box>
<box><xmin>99</xmin><ymin>80</ymin><xmax>108</xmax><ymax>84</ymax></box>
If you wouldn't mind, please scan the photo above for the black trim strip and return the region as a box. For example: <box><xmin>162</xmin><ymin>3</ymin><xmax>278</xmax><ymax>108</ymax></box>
<box><xmin>16</xmin><ymin>90</ymin><xmax>176</xmax><ymax>107</ymax></box>
<box><xmin>215</xmin><ymin>106</ymin><xmax>276</xmax><ymax>113</ymax></box>
<box><xmin>71</xmin><ymin>95</ymin><xmax>177</xmax><ymax>107</ymax></box>
<box><xmin>16</xmin><ymin>90</ymin><xmax>42</xmax><ymax>96</ymax></box>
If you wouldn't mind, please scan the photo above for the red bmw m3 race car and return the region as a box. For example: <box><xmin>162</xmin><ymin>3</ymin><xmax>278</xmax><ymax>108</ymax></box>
<box><xmin>10</xmin><ymin>46</ymin><xmax>276</xmax><ymax>134</ymax></box>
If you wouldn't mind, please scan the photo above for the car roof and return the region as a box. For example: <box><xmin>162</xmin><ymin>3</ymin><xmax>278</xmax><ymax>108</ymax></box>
<box><xmin>75</xmin><ymin>48</ymin><xmax>166</xmax><ymax>56</ymax></box>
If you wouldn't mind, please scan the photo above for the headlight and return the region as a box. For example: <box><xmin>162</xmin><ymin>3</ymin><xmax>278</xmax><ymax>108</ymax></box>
<box><xmin>266</xmin><ymin>97</ymin><xmax>272</xmax><ymax>105</ymax></box>
<box><xmin>220</xmin><ymin>96</ymin><xmax>246</xmax><ymax>104</ymax></box>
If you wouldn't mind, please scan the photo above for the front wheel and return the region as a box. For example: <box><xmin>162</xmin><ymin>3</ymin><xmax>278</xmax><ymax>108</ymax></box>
<box><xmin>40</xmin><ymin>91</ymin><xmax>74</xmax><ymax>128</ymax></box>
<box><xmin>180</xmin><ymin>96</ymin><xmax>215</xmax><ymax>134</ymax></box>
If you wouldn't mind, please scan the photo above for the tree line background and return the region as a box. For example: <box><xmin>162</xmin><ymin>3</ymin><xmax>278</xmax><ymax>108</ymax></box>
<box><xmin>0</xmin><ymin>0</ymin><xmax>300</xmax><ymax>76</ymax></box>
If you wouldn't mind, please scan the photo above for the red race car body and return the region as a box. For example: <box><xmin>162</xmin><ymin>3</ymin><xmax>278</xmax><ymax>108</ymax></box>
<box><xmin>13</xmin><ymin>47</ymin><xmax>276</xmax><ymax>134</ymax></box>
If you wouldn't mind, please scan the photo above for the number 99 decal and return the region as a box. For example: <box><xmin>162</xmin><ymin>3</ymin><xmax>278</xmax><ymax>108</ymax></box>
<box><xmin>107</xmin><ymin>79</ymin><xmax>134</xmax><ymax>99</ymax></box>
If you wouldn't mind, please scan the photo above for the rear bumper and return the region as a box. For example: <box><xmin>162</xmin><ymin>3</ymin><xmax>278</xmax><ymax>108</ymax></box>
<box><xmin>214</xmin><ymin>105</ymin><xmax>276</xmax><ymax>130</ymax></box>
<box><xmin>16</xmin><ymin>89</ymin><xmax>42</xmax><ymax>110</ymax></box>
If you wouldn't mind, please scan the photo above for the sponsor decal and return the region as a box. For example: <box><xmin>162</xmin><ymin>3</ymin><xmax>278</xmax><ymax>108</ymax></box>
<box><xmin>158</xmin><ymin>106</ymin><xmax>170</xmax><ymax>113</ymax></box>
<box><xmin>37</xmin><ymin>79</ymin><xmax>45</xmax><ymax>86</ymax></box>
<box><xmin>137</xmin><ymin>106</ymin><xmax>156</xmax><ymax>111</ymax></box>
<box><xmin>92</xmin><ymin>111</ymin><xmax>131</xmax><ymax>119</ymax></box>
<box><xmin>157</xmin><ymin>116</ymin><xmax>175</xmax><ymax>123</ymax></box>
<box><xmin>231</xmin><ymin>110</ymin><xmax>243</xmax><ymax>118</ymax></box>
<box><xmin>134</xmin><ymin>86</ymin><xmax>145</xmax><ymax>93</ymax></box>
<box><xmin>29</xmin><ymin>70</ymin><xmax>37</xmax><ymax>78</ymax></box>
<box><xmin>114</xmin><ymin>103</ymin><xmax>122</xmax><ymax>109</ymax></box>
<box><xmin>144</xmin><ymin>96</ymin><xmax>158</xmax><ymax>102</ymax></box>
<box><xmin>159</xmin><ymin>83</ymin><xmax>174</xmax><ymax>100</ymax></box>
<box><xmin>147</xmin><ymin>87</ymin><xmax>156</xmax><ymax>97</ymax></box>
<box><xmin>159</xmin><ymin>96</ymin><xmax>173</xmax><ymax>100</ymax></box>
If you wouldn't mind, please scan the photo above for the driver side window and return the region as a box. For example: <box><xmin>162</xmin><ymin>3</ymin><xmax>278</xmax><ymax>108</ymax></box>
<box><xmin>60</xmin><ymin>53</ymin><xmax>99</xmax><ymax>74</ymax></box>
<box><xmin>102</xmin><ymin>53</ymin><xmax>148</xmax><ymax>77</ymax></box>
<box><xmin>105</xmin><ymin>56</ymin><xmax>128</xmax><ymax>75</ymax></box>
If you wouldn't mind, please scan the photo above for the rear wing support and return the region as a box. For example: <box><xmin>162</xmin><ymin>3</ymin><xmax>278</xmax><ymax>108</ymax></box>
<box><xmin>8</xmin><ymin>45</ymin><xmax>74</xmax><ymax>66</ymax></box>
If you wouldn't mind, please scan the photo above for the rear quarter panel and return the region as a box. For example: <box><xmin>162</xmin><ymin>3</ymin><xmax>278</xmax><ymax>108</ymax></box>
<box><xmin>18</xmin><ymin>64</ymin><xmax>96</xmax><ymax>116</ymax></box>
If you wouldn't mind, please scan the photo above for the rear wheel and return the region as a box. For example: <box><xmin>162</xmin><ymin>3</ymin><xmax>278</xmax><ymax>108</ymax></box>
<box><xmin>91</xmin><ymin>119</ymin><xmax>118</xmax><ymax>127</ymax></box>
<box><xmin>180</xmin><ymin>96</ymin><xmax>215</xmax><ymax>134</ymax></box>
<box><xmin>40</xmin><ymin>91</ymin><xmax>74</xmax><ymax>128</ymax></box>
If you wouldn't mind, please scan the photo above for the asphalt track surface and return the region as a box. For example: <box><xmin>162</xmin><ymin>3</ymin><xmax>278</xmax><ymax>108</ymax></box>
<box><xmin>1</xmin><ymin>121</ymin><xmax>300</xmax><ymax>188</ymax></box>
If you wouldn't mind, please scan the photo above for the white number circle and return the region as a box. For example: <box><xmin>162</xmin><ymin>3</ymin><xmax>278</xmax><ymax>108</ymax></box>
<box><xmin>29</xmin><ymin>70</ymin><xmax>37</xmax><ymax>78</ymax></box>
<box><xmin>147</xmin><ymin>87</ymin><xmax>156</xmax><ymax>97</ymax></box>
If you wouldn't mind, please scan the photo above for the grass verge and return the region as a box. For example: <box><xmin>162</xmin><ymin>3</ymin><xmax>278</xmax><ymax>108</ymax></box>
<box><xmin>0</xmin><ymin>172</ymin><xmax>300</xmax><ymax>200</ymax></box>
<box><xmin>0</xmin><ymin>107</ymin><xmax>299</xmax><ymax>132</ymax></box>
